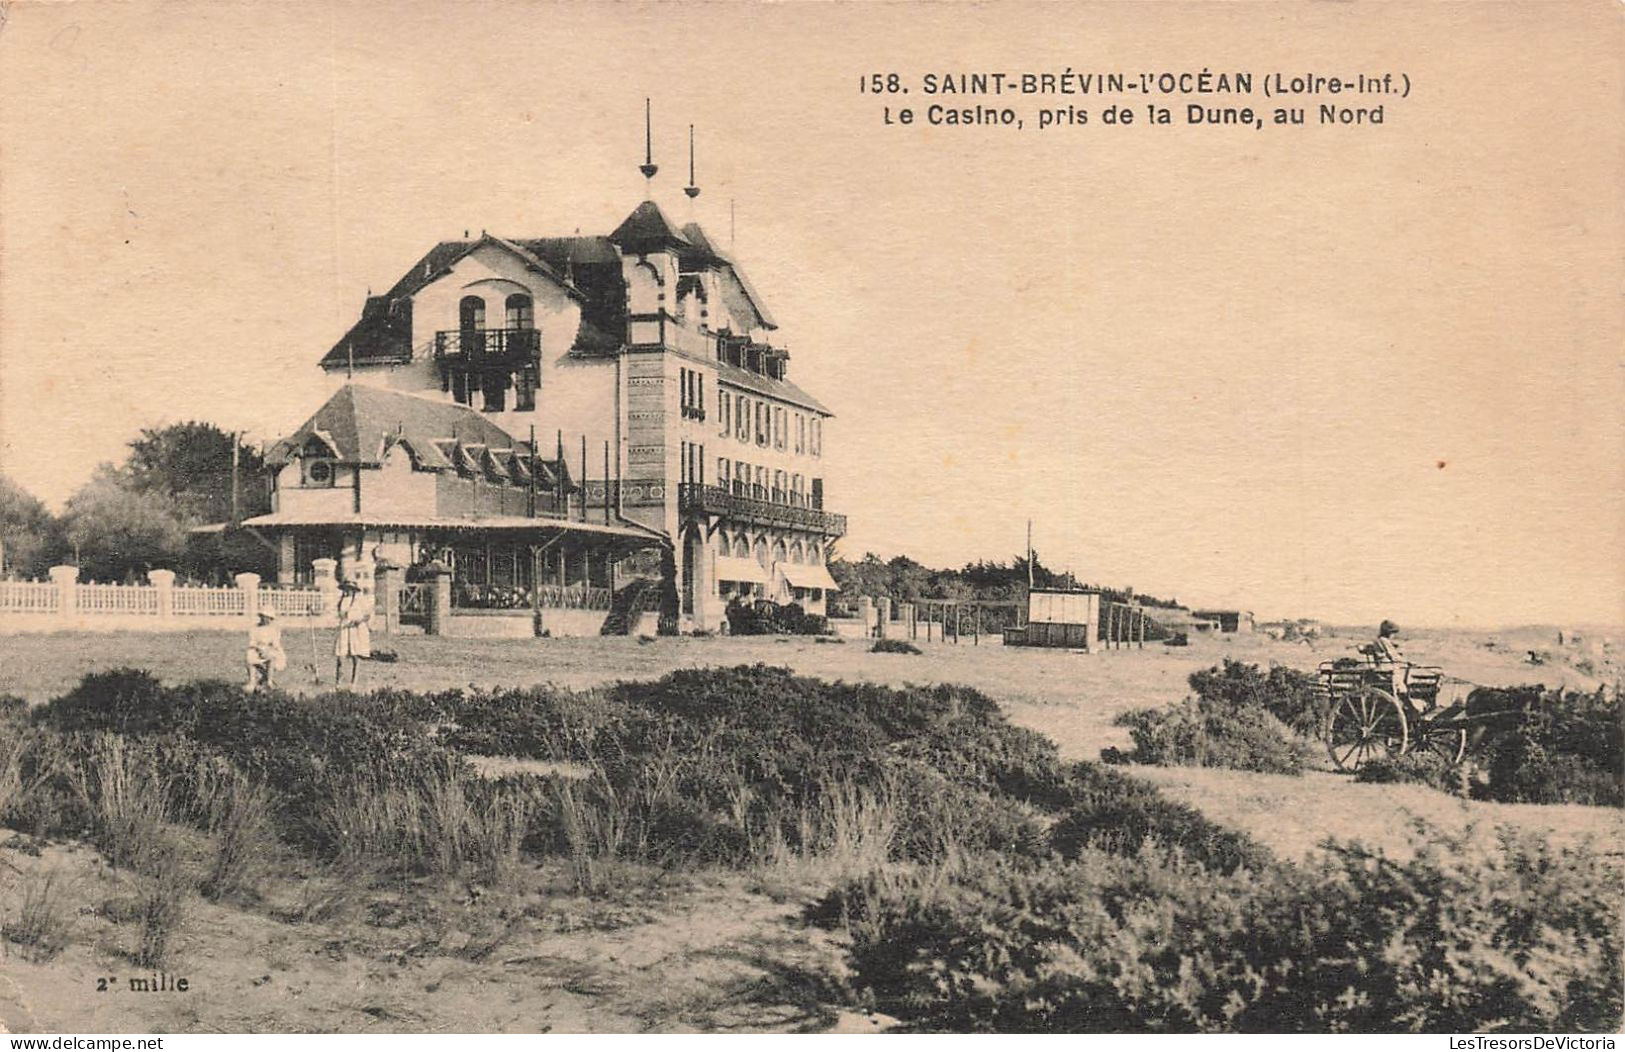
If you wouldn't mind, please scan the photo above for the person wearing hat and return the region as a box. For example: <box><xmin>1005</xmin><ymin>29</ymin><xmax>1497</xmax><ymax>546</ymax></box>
<box><xmin>334</xmin><ymin>578</ymin><xmax>375</xmax><ymax>686</ymax></box>
<box><xmin>1361</xmin><ymin>619</ymin><xmax>1408</xmax><ymax>701</ymax></box>
<box><xmin>244</xmin><ymin>609</ymin><xmax>286</xmax><ymax>693</ymax></box>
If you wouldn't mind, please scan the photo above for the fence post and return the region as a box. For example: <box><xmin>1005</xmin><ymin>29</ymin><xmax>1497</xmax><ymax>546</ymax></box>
<box><xmin>876</xmin><ymin>597</ymin><xmax>891</xmax><ymax>640</ymax></box>
<box><xmin>234</xmin><ymin>572</ymin><xmax>261</xmax><ymax>621</ymax></box>
<box><xmin>148</xmin><ymin>569</ymin><xmax>176</xmax><ymax>621</ymax></box>
<box><xmin>49</xmin><ymin>565</ymin><xmax>78</xmax><ymax>621</ymax></box>
<box><xmin>374</xmin><ymin>562</ymin><xmax>401</xmax><ymax>636</ymax></box>
<box><xmin>312</xmin><ymin>558</ymin><xmax>339</xmax><ymax>618</ymax></box>
<box><xmin>858</xmin><ymin>595</ymin><xmax>874</xmax><ymax>638</ymax></box>
<box><xmin>898</xmin><ymin>602</ymin><xmax>915</xmax><ymax>641</ymax></box>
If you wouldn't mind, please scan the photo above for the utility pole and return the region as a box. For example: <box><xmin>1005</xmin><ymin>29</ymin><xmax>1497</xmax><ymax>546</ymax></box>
<box><xmin>1026</xmin><ymin>519</ymin><xmax>1034</xmax><ymax>590</ymax></box>
<box><xmin>230</xmin><ymin>431</ymin><xmax>241</xmax><ymax>525</ymax></box>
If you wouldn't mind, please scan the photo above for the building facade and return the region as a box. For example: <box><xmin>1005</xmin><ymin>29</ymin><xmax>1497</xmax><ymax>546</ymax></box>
<box><xmin>250</xmin><ymin>189</ymin><xmax>841</xmax><ymax>632</ymax></box>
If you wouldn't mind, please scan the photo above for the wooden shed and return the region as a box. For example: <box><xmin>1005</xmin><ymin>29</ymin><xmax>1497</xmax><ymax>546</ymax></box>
<box><xmin>1004</xmin><ymin>588</ymin><xmax>1100</xmax><ymax>651</ymax></box>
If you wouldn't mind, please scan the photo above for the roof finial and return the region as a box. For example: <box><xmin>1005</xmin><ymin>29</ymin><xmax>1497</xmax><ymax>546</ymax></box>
<box><xmin>639</xmin><ymin>98</ymin><xmax>659</xmax><ymax>186</ymax></box>
<box><xmin>684</xmin><ymin>124</ymin><xmax>700</xmax><ymax>199</ymax></box>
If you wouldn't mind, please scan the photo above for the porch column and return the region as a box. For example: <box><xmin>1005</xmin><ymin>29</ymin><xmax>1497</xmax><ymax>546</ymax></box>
<box><xmin>312</xmin><ymin>557</ymin><xmax>339</xmax><ymax>618</ymax></box>
<box><xmin>276</xmin><ymin>534</ymin><xmax>296</xmax><ymax>585</ymax></box>
<box><xmin>374</xmin><ymin>562</ymin><xmax>402</xmax><ymax>636</ymax></box>
<box><xmin>425</xmin><ymin>565</ymin><xmax>452</xmax><ymax>636</ymax></box>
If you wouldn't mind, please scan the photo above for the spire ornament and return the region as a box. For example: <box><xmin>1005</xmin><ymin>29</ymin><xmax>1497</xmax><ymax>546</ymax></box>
<box><xmin>684</xmin><ymin>124</ymin><xmax>700</xmax><ymax>199</ymax></box>
<box><xmin>639</xmin><ymin>98</ymin><xmax>659</xmax><ymax>183</ymax></box>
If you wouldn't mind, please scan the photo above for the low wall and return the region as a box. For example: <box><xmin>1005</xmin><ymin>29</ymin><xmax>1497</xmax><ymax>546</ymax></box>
<box><xmin>0</xmin><ymin>612</ymin><xmax>328</xmax><ymax>635</ymax></box>
<box><xmin>444</xmin><ymin>607</ymin><xmax>610</xmax><ymax>639</ymax></box>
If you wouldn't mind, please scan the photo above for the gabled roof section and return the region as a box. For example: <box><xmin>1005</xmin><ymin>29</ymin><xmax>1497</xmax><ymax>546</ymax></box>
<box><xmin>720</xmin><ymin>262</ymin><xmax>778</xmax><ymax>331</ymax></box>
<box><xmin>609</xmin><ymin>200</ymin><xmax>691</xmax><ymax>255</ymax></box>
<box><xmin>319</xmin><ymin>236</ymin><xmax>588</xmax><ymax>369</ymax></box>
<box><xmin>264</xmin><ymin>385</ymin><xmax>524</xmax><ymax>470</ymax></box>
<box><xmin>678</xmin><ymin>222</ymin><xmax>777</xmax><ymax>331</ymax></box>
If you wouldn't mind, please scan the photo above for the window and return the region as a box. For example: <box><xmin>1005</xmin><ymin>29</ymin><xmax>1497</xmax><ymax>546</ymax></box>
<box><xmin>736</xmin><ymin>395</ymin><xmax>749</xmax><ymax>441</ymax></box>
<box><xmin>679</xmin><ymin>369</ymin><xmax>706</xmax><ymax>422</ymax></box>
<box><xmin>810</xmin><ymin>418</ymin><xmax>822</xmax><ymax>457</ymax></box>
<box><xmin>460</xmin><ymin>296</ymin><xmax>486</xmax><ymax>331</ymax></box>
<box><xmin>755</xmin><ymin>402</ymin><xmax>768</xmax><ymax>446</ymax></box>
<box><xmin>772</xmin><ymin>470</ymin><xmax>787</xmax><ymax>501</ymax></box>
<box><xmin>719</xmin><ymin>383</ymin><xmax>731</xmax><ymax>435</ymax></box>
<box><xmin>773</xmin><ymin>407</ymin><xmax>787</xmax><ymax>450</ymax></box>
<box><xmin>514</xmin><ymin>363</ymin><xmax>538</xmax><ymax>412</ymax></box>
<box><xmin>717</xmin><ymin>459</ymin><xmax>731</xmax><ymax>487</ymax></box>
<box><xmin>505</xmin><ymin>293</ymin><xmax>534</xmax><ymax>330</ymax></box>
<box><xmin>299</xmin><ymin>437</ymin><xmax>335</xmax><ymax>487</ymax></box>
<box><xmin>795</xmin><ymin>414</ymin><xmax>805</xmax><ymax>454</ymax></box>
<box><xmin>791</xmin><ymin>473</ymin><xmax>803</xmax><ymax>504</ymax></box>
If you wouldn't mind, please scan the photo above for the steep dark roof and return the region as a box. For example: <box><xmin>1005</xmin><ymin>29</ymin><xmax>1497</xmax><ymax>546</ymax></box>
<box><xmin>265</xmin><ymin>385</ymin><xmax>525</xmax><ymax>470</ymax></box>
<box><xmin>609</xmin><ymin>200</ymin><xmax>690</xmax><ymax>254</ymax></box>
<box><xmin>715</xmin><ymin>359</ymin><xmax>831</xmax><ymax>416</ymax></box>
<box><xmin>679</xmin><ymin>222</ymin><xmax>728</xmax><ymax>269</ymax></box>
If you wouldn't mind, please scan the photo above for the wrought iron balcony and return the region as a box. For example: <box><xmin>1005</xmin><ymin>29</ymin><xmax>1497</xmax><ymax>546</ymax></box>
<box><xmin>434</xmin><ymin>328</ymin><xmax>540</xmax><ymax>367</ymax></box>
<box><xmin>678</xmin><ymin>483</ymin><xmax>847</xmax><ymax>537</ymax></box>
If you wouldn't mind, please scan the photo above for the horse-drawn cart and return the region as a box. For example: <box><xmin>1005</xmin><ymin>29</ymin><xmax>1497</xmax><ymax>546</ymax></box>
<box><xmin>1317</xmin><ymin>660</ymin><xmax>1480</xmax><ymax>772</ymax></box>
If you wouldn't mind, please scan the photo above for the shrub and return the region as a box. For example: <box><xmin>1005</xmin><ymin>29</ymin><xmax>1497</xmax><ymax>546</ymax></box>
<box><xmin>815</xmin><ymin>824</ymin><xmax>1622</xmax><ymax>1033</ymax></box>
<box><xmin>1472</xmin><ymin>687</ymin><xmax>1622</xmax><ymax>807</ymax></box>
<box><xmin>2</xmin><ymin>869</ymin><xmax>72</xmax><ymax>962</ymax></box>
<box><xmin>871</xmin><ymin>639</ymin><xmax>922</xmax><ymax>655</ymax></box>
<box><xmin>133</xmin><ymin>843</ymin><xmax>188</xmax><ymax>968</ymax></box>
<box><xmin>1115</xmin><ymin>698</ymin><xmax>1315</xmax><ymax>775</ymax></box>
<box><xmin>1188</xmin><ymin>660</ymin><xmax>1326</xmax><ymax>738</ymax></box>
<box><xmin>1354</xmin><ymin>751</ymin><xmax>1463</xmax><ymax>793</ymax></box>
<box><xmin>1051</xmin><ymin>762</ymin><xmax>1273</xmax><ymax>875</ymax></box>
<box><xmin>193</xmin><ymin>761</ymin><xmax>279</xmax><ymax>902</ymax></box>
<box><xmin>65</xmin><ymin>734</ymin><xmax>174</xmax><ymax>871</ymax></box>
<box><xmin>727</xmin><ymin>599</ymin><xmax>830</xmax><ymax>636</ymax></box>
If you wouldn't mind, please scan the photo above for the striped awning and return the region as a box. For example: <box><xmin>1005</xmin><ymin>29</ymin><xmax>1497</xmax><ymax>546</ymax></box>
<box><xmin>715</xmin><ymin>555</ymin><xmax>769</xmax><ymax>584</ymax></box>
<box><xmin>779</xmin><ymin>562</ymin><xmax>839</xmax><ymax>591</ymax></box>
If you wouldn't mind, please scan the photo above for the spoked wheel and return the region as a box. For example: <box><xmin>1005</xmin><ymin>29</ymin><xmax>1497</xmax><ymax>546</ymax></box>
<box><xmin>1325</xmin><ymin>686</ymin><xmax>1409</xmax><ymax>771</ymax></box>
<box><xmin>1412</xmin><ymin>721</ymin><xmax>1468</xmax><ymax>765</ymax></box>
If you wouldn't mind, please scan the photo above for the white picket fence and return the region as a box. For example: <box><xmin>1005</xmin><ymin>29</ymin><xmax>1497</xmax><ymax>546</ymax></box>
<box><xmin>77</xmin><ymin>582</ymin><xmax>163</xmax><ymax>616</ymax></box>
<box><xmin>0</xmin><ymin>574</ymin><xmax>326</xmax><ymax>627</ymax></box>
<box><xmin>0</xmin><ymin>580</ymin><xmax>57</xmax><ymax>613</ymax></box>
<box><xmin>172</xmin><ymin>585</ymin><xmax>247</xmax><ymax>617</ymax></box>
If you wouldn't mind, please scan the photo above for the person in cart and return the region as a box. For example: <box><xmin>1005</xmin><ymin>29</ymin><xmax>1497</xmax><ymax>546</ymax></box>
<box><xmin>334</xmin><ymin>579</ymin><xmax>375</xmax><ymax>686</ymax></box>
<box><xmin>1360</xmin><ymin>619</ymin><xmax>1409</xmax><ymax>703</ymax></box>
<box><xmin>244</xmin><ymin>610</ymin><xmax>286</xmax><ymax>692</ymax></box>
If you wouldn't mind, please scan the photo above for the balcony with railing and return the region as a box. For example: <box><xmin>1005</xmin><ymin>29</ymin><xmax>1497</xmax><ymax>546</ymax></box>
<box><xmin>434</xmin><ymin>327</ymin><xmax>541</xmax><ymax>368</ymax></box>
<box><xmin>678</xmin><ymin>483</ymin><xmax>847</xmax><ymax>536</ymax></box>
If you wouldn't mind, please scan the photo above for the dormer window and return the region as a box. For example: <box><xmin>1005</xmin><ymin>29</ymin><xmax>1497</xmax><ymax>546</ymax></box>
<box><xmin>299</xmin><ymin>435</ymin><xmax>337</xmax><ymax>487</ymax></box>
<box><xmin>505</xmin><ymin>293</ymin><xmax>534</xmax><ymax>330</ymax></box>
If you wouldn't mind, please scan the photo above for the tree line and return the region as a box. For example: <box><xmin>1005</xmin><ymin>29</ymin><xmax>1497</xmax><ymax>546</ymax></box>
<box><xmin>827</xmin><ymin>550</ymin><xmax>1185</xmax><ymax>613</ymax></box>
<box><xmin>1</xmin><ymin>423</ymin><xmax>274</xmax><ymax>583</ymax></box>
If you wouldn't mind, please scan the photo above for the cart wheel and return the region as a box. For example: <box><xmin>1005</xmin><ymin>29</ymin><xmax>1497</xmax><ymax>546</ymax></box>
<box><xmin>1413</xmin><ymin>723</ymin><xmax>1468</xmax><ymax>765</ymax></box>
<box><xmin>1325</xmin><ymin>686</ymin><xmax>1409</xmax><ymax>771</ymax></box>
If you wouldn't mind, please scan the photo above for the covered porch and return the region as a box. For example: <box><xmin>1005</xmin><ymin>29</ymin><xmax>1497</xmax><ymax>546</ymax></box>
<box><xmin>241</xmin><ymin>511</ymin><xmax>663</xmax><ymax>636</ymax></box>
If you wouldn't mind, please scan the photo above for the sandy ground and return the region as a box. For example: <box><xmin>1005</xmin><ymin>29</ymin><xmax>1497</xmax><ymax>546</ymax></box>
<box><xmin>0</xmin><ymin>623</ymin><xmax>1618</xmax><ymax>1032</ymax></box>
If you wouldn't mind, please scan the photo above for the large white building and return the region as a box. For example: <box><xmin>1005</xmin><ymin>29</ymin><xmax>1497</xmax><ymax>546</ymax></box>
<box><xmin>250</xmin><ymin>153</ymin><xmax>842</xmax><ymax>633</ymax></box>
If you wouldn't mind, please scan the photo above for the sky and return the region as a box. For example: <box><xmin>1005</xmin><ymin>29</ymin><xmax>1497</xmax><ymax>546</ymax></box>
<box><xmin>1</xmin><ymin>1</ymin><xmax>1621</xmax><ymax>627</ymax></box>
